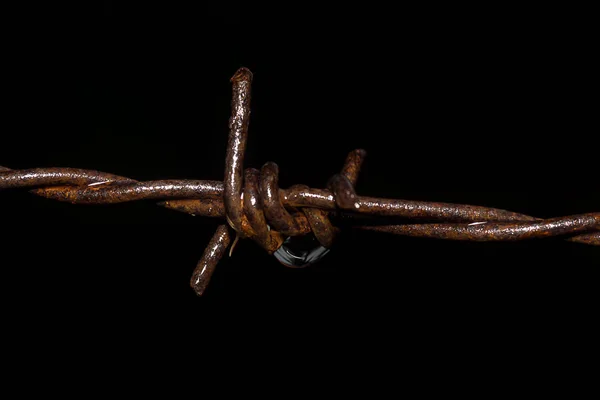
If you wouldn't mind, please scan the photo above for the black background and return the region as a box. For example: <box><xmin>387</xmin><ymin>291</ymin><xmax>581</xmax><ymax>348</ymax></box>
<box><xmin>0</xmin><ymin>2</ymin><xmax>598</xmax><ymax>337</ymax></box>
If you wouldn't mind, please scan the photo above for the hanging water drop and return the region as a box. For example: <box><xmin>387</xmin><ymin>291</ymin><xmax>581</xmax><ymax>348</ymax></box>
<box><xmin>273</xmin><ymin>234</ymin><xmax>331</xmax><ymax>268</ymax></box>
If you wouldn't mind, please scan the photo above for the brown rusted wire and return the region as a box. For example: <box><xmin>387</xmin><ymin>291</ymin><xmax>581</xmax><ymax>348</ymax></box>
<box><xmin>1</xmin><ymin>67</ymin><xmax>598</xmax><ymax>296</ymax></box>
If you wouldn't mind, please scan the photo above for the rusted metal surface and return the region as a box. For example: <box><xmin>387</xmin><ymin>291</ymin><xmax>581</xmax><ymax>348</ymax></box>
<box><xmin>31</xmin><ymin>180</ymin><xmax>223</xmax><ymax>204</ymax></box>
<box><xmin>1</xmin><ymin>66</ymin><xmax>597</xmax><ymax>296</ymax></box>
<box><xmin>190</xmin><ymin>225</ymin><xmax>231</xmax><ymax>296</ymax></box>
<box><xmin>361</xmin><ymin>213</ymin><xmax>600</xmax><ymax>241</ymax></box>
<box><xmin>303</xmin><ymin>206</ymin><xmax>337</xmax><ymax>249</ymax></box>
<box><xmin>0</xmin><ymin>166</ymin><xmax>223</xmax><ymax>217</ymax></box>
<box><xmin>568</xmin><ymin>232</ymin><xmax>600</xmax><ymax>245</ymax></box>
<box><xmin>158</xmin><ymin>199</ymin><xmax>225</xmax><ymax>218</ymax></box>
<box><xmin>243</xmin><ymin>168</ymin><xmax>284</xmax><ymax>254</ymax></box>
<box><xmin>2</xmin><ymin>171</ymin><xmax>543</xmax><ymax>223</ymax></box>
<box><xmin>0</xmin><ymin>167</ymin><xmax>136</xmax><ymax>188</ymax></box>
<box><xmin>224</xmin><ymin>67</ymin><xmax>252</xmax><ymax>234</ymax></box>
<box><xmin>1</xmin><ymin>168</ymin><xmax>543</xmax><ymax>224</ymax></box>
<box><xmin>328</xmin><ymin>173</ymin><xmax>360</xmax><ymax>210</ymax></box>
<box><xmin>260</xmin><ymin>162</ymin><xmax>308</xmax><ymax>237</ymax></box>
<box><xmin>303</xmin><ymin>147</ymin><xmax>366</xmax><ymax>248</ymax></box>
<box><xmin>341</xmin><ymin>149</ymin><xmax>367</xmax><ymax>186</ymax></box>
<box><xmin>348</xmin><ymin>196</ymin><xmax>540</xmax><ymax>222</ymax></box>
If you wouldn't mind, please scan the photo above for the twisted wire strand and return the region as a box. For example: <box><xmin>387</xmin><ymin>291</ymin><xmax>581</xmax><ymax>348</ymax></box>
<box><xmin>0</xmin><ymin>166</ymin><xmax>551</xmax><ymax>222</ymax></box>
<box><xmin>362</xmin><ymin>214</ymin><xmax>600</xmax><ymax>241</ymax></box>
<box><xmin>2</xmin><ymin>166</ymin><xmax>595</xmax><ymax>246</ymax></box>
<box><xmin>1</xmin><ymin>67</ymin><xmax>598</xmax><ymax>296</ymax></box>
<box><xmin>1</xmin><ymin>167</ymin><xmax>596</xmax><ymax>245</ymax></box>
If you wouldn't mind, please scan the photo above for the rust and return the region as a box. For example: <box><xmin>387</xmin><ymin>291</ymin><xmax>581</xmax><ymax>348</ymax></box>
<box><xmin>30</xmin><ymin>180</ymin><xmax>223</xmax><ymax>204</ymax></box>
<box><xmin>1</xmin><ymin>66</ymin><xmax>597</xmax><ymax>296</ymax></box>
<box><xmin>0</xmin><ymin>166</ymin><xmax>224</xmax><ymax>217</ymax></box>
<box><xmin>568</xmin><ymin>232</ymin><xmax>600</xmax><ymax>246</ymax></box>
<box><xmin>242</xmin><ymin>168</ymin><xmax>284</xmax><ymax>253</ymax></box>
<box><xmin>158</xmin><ymin>199</ymin><xmax>225</xmax><ymax>218</ymax></box>
<box><xmin>303</xmin><ymin>207</ymin><xmax>337</xmax><ymax>248</ymax></box>
<box><xmin>260</xmin><ymin>162</ymin><xmax>309</xmax><ymax>237</ymax></box>
<box><xmin>303</xmin><ymin>147</ymin><xmax>366</xmax><ymax>248</ymax></box>
<box><xmin>341</xmin><ymin>149</ymin><xmax>367</xmax><ymax>186</ymax></box>
<box><xmin>349</xmin><ymin>196</ymin><xmax>540</xmax><ymax>222</ymax></box>
<box><xmin>360</xmin><ymin>213</ymin><xmax>600</xmax><ymax>241</ymax></box>
<box><xmin>0</xmin><ymin>167</ymin><xmax>136</xmax><ymax>188</ymax></box>
<box><xmin>190</xmin><ymin>224</ymin><xmax>231</xmax><ymax>296</ymax></box>
<box><xmin>243</xmin><ymin>169</ymin><xmax>269</xmax><ymax>242</ymax></box>
<box><xmin>3</xmin><ymin>166</ymin><xmax>594</xmax><ymax>247</ymax></box>
<box><xmin>2</xmin><ymin>168</ymin><xmax>541</xmax><ymax>223</ymax></box>
<box><xmin>328</xmin><ymin>173</ymin><xmax>359</xmax><ymax>210</ymax></box>
<box><xmin>224</xmin><ymin>67</ymin><xmax>252</xmax><ymax>234</ymax></box>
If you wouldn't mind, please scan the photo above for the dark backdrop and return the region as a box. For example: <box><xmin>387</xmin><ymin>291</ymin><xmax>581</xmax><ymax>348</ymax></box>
<box><xmin>0</xmin><ymin>3</ymin><xmax>597</xmax><ymax>333</ymax></box>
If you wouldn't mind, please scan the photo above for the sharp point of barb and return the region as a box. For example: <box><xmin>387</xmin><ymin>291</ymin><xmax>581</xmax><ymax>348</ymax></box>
<box><xmin>231</xmin><ymin>67</ymin><xmax>253</xmax><ymax>83</ymax></box>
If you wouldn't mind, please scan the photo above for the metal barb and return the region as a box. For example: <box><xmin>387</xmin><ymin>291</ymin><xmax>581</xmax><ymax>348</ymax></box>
<box><xmin>1</xmin><ymin>67</ymin><xmax>598</xmax><ymax>296</ymax></box>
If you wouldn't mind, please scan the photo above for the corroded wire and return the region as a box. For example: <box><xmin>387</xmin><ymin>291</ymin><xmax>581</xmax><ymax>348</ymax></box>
<box><xmin>190</xmin><ymin>224</ymin><xmax>231</xmax><ymax>297</ymax></box>
<box><xmin>0</xmin><ymin>169</ymin><xmax>545</xmax><ymax>222</ymax></box>
<box><xmin>361</xmin><ymin>214</ymin><xmax>600</xmax><ymax>241</ymax></box>
<box><xmin>1</xmin><ymin>67</ymin><xmax>597</xmax><ymax>296</ymax></box>
<box><xmin>3</xmin><ymin>166</ymin><xmax>594</xmax><ymax>246</ymax></box>
<box><xmin>224</xmin><ymin>67</ymin><xmax>253</xmax><ymax>235</ymax></box>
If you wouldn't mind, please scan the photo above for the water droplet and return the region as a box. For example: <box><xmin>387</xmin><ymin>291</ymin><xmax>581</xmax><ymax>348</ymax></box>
<box><xmin>273</xmin><ymin>234</ymin><xmax>330</xmax><ymax>268</ymax></box>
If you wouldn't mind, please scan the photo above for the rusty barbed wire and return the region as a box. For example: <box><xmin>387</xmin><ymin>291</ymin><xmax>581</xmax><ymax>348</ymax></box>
<box><xmin>1</xmin><ymin>67</ymin><xmax>598</xmax><ymax>296</ymax></box>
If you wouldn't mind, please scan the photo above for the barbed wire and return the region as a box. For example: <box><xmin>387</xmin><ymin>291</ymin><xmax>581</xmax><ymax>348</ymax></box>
<box><xmin>1</xmin><ymin>68</ymin><xmax>598</xmax><ymax>296</ymax></box>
